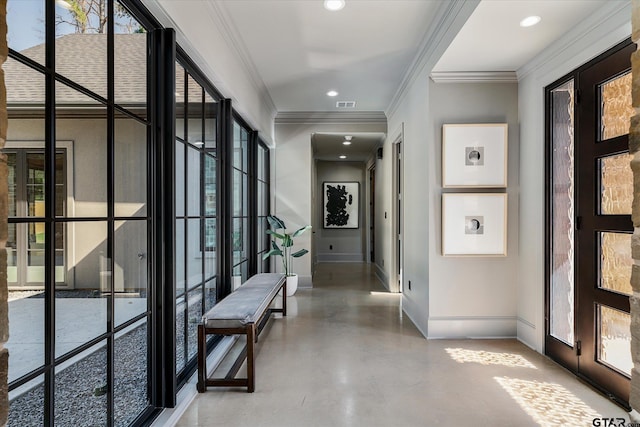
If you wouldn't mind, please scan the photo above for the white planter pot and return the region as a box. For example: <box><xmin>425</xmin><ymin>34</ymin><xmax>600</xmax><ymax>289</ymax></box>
<box><xmin>286</xmin><ymin>274</ymin><xmax>298</xmax><ymax>297</ymax></box>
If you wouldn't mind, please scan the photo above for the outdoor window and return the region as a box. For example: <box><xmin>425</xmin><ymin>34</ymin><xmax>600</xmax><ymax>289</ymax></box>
<box><xmin>232</xmin><ymin>121</ymin><xmax>250</xmax><ymax>285</ymax></box>
<box><xmin>256</xmin><ymin>141</ymin><xmax>270</xmax><ymax>273</ymax></box>
<box><xmin>175</xmin><ymin>61</ymin><xmax>219</xmax><ymax>381</ymax></box>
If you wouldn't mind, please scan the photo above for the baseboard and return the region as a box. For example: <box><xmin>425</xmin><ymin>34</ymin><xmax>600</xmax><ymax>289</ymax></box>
<box><xmin>374</xmin><ymin>264</ymin><xmax>389</xmax><ymax>291</ymax></box>
<box><xmin>298</xmin><ymin>275</ymin><xmax>313</xmax><ymax>288</ymax></box>
<box><xmin>516</xmin><ymin>317</ymin><xmax>540</xmax><ymax>352</ymax></box>
<box><xmin>427</xmin><ymin>316</ymin><xmax>517</xmax><ymax>339</ymax></box>
<box><xmin>316</xmin><ymin>253</ymin><xmax>364</xmax><ymax>262</ymax></box>
<box><xmin>150</xmin><ymin>336</ymin><xmax>236</xmax><ymax>427</ymax></box>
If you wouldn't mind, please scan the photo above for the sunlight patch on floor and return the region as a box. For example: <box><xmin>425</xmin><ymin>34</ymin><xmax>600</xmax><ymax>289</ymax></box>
<box><xmin>495</xmin><ymin>376</ymin><xmax>602</xmax><ymax>427</ymax></box>
<box><xmin>445</xmin><ymin>348</ymin><xmax>537</xmax><ymax>369</ymax></box>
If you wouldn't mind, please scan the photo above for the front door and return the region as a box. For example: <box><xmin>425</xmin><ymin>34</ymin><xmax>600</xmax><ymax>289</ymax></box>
<box><xmin>546</xmin><ymin>40</ymin><xmax>634</xmax><ymax>406</ymax></box>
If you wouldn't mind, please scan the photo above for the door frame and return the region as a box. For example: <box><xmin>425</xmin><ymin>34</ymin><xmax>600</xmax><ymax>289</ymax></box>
<box><xmin>391</xmin><ymin>124</ymin><xmax>404</xmax><ymax>293</ymax></box>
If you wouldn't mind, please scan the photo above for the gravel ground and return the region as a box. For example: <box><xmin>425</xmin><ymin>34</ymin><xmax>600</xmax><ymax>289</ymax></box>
<box><xmin>7</xmin><ymin>324</ymin><xmax>148</xmax><ymax>427</ymax></box>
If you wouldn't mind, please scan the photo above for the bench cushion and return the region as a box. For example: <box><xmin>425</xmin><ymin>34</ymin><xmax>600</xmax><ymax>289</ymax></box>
<box><xmin>202</xmin><ymin>273</ymin><xmax>285</xmax><ymax>329</ymax></box>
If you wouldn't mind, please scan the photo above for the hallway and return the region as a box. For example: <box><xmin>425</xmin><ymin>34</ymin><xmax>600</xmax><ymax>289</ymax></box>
<box><xmin>177</xmin><ymin>263</ymin><xmax>628</xmax><ymax>426</ymax></box>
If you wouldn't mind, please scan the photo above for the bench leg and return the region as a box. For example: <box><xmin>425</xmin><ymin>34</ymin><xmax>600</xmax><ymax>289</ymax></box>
<box><xmin>246</xmin><ymin>323</ymin><xmax>256</xmax><ymax>393</ymax></box>
<box><xmin>197</xmin><ymin>324</ymin><xmax>206</xmax><ymax>393</ymax></box>
<box><xmin>282</xmin><ymin>280</ymin><xmax>287</xmax><ymax>317</ymax></box>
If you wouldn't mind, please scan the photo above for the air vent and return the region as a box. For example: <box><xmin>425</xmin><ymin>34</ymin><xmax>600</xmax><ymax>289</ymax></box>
<box><xmin>336</xmin><ymin>101</ymin><xmax>356</xmax><ymax>108</ymax></box>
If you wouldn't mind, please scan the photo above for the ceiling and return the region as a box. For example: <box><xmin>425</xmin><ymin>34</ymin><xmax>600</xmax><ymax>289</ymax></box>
<box><xmin>312</xmin><ymin>132</ymin><xmax>386</xmax><ymax>162</ymax></box>
<box><xmin>155</xmin><ymin>0</ymin><xmax>620</xmax><ymax>161</ymax></box>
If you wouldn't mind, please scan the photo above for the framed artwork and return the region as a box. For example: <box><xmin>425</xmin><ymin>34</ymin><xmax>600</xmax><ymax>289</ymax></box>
<box><xmin>323</xmin><ymin>182</ymin><xmax>359</xmax><ymax>228</ymax></box>
<box><xmin>442</xmin><ymin>123</ymin><xmax>508</xmax><ymax>187</ymax></box>
<box><xmin>442</xmin><ymin>193</ymin><xmax>507</xmax><ymax>256</ymax></box>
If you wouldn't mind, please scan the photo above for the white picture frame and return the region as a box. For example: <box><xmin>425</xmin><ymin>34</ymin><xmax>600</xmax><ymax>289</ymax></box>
<box><xmin>323</xmin><ymin>182</ymin><xmax>359</xmax><ymax>228</ymax></box>
<box><xmin>442</xmin><ymin>193</ymin><xmax>507</xmax><ymax>256</ymax></box>
<box><xmin>442</xmin><ymin>123</ymin><xmax>508</xmax><ymax>188</ymax></box>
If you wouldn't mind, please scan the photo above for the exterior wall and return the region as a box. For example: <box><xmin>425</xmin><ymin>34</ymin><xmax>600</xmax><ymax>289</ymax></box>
<box><xmin>517</xmin><ymin>2</ymin><xmax>630</xmax><ymax>351</ymax></box>
<box><xmin>426</xmin><ymin>80</ymin><xmax>519</xmax><ymax>338</ymax></box>
<box><xmin>7</xmin><ymin>119</ymin><xmax>147</xmax><ymax>292</ymax></box>
<box><xmin>630</xmin><ymin>0</ymin><xmax>640</xmax><ymax>418</ymax></box>
<box><xmin>315</xmin><ymin>160</ymin><xmax>366</xmax><ymax>263</ymax></box>
<box><xmin>0</xmin><ymin>0</ymin><xmax>8</xmax><ymax>423</ymax></box>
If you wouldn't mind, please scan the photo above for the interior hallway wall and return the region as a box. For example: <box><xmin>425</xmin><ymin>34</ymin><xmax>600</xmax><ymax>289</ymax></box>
<box><xmin>315</xmin><ymin>160</ymin><xmax>366</xmax><ymax>263</ymax></box>
<box><xmin>426</xmin><ymin>80</ymin><xmax>519</xmax><ymax>338</ymax></box>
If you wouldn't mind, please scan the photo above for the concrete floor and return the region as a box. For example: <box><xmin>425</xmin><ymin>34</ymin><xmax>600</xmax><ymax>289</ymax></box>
<box><xmin>177</xmin><ymin>263</ymin><xmax>629</xmax><ymax>427</ymax></box>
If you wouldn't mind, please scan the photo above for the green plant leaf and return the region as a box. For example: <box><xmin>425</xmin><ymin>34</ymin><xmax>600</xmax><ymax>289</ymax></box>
<box><xmin>291</xmin><ymin>249</ymin><xmax>309</xmax><ymax>258</ymax></box>
<box><xmin>291</xmin><ymin>225</ymin><xmax>311</xmax><ymax>237</ymax></box>
<box><xmin>267</xmin><ymin>215</ymin><xmax>285</xmax><ymax>230</ymax></box>
<box><xmin>263</xmin><ymin>248</ymin><xmax>283</xmax><ymax>260</ymax></box>
<box><xmin>282</xmin><ymin>234</ymin><xmax>293</xmax><ymax>247</ymax></box>
<box><xmin>271</xmin><ymin>241</ymin><xmax>281</xmax><ymax>251</ymax></box>
<box><xmin>266</xmin><ymin>229</ymin><xmax>286</xmax><ymax>240</ymax></box>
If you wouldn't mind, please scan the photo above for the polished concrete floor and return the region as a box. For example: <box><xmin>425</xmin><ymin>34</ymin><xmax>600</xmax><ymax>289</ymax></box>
<box><xmin>177</xmin><ymin>263</ymin><xmax>629</xmax><ymax>427</ymax></box>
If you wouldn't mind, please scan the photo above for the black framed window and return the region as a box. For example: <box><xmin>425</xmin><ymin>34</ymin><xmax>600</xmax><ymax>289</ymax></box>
<box><xmin>231</xmin><ymin>120</ymin><xmax>250</xmax><ymax>285</ymax></box>
<box><xmin>256</xmin><ymin>141</ymin><xmax>270</xmax><ymax>273</ymax></box>
<box><xmin>5</xmin><ymin>1</ymin><xmax>153</xmax><ymax>425</ymax></box>
<box><xmin>174</xmin><ymin>61</ymin><xmax>220</xmax><ymax>383</ymax></box>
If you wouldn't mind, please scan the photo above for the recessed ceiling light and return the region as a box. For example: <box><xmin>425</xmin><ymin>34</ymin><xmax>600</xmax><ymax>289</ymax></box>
<box><xmin>327</xmin><ymin>90</ymin><xmax>339</xmax><ymax>97</ymax></box>
<box><xmin>520</xmin><ymin>16</ymin><xmax>541</xmax><ymax>28</ymax></box>
<box><xmin>342</xmin><ymin>141</ymin><xmax>351</xmax><ymax>146</ymax></box>
<box><xmin>324</xmin><ymin>0</ymin><xmax>345</xmax><ymax>11</ymax></box>
<box><xmin>339</xmin><ymin>155</ymin><xmax>347</xmax><ymax>159</ymax></box>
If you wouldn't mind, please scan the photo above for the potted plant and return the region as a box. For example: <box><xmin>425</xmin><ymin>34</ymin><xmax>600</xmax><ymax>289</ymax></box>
<box><xmin>262</xmin><ymin>215</ymin><xmax>311</xmax><ymax>296</ymax></box>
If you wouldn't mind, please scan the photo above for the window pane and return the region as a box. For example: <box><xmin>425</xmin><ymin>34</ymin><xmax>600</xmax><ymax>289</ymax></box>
<box><xmin>233</xmin><ymin>123</ymin><xmax>248</xmax><ymax>171</ymax></box>
<box><xmin>7</xmin><ymin>374</ymin><xmax>44</xmax><ymax>427</ymax></box>
<box><xmin>600</xmin><ymin>232</ymin><xmax>632</xmax><ymax>295</ymax></box>
<box><xmin>205</xmin><ymin>218</ymin><xmax>216</xmax><ymax>279</ymax></box>
<box><xmin>54</xmin><ymin>343</ymin><xmax>107</xmax><ymax>425</ymax></box>
<box><xmin>7</xmin><ymin>280</ymin><xmax>44</xmax><ymax>381</ymax></box>
<box><xmin>115</xmin><ymin>117</ymin><xmax>148</xmax><ymax>217</ymax></box>
<box><xmin>233</xmin><ymin>169</ymin><xmax>247</xmax><ymax>217</ymax></box>
<box><xmin>187</xmin><ymin>287</ymin><xmax>203</xmax><ymax>361</ymax></box>
<box><xmin>26</xmin><ymin>221</ymin><xmax>46</xmax><ymax>283</ymax></box>
<box><xmin>187</xmin><ymin>74</ymin><xmax>203</xmax><ymax>147</ymax></box>
<box><xmin>115</xmin><ymin>220</ymin><xmax>148</xmax><ymax>327</ymax></box>
<box><xmin>55</xmin><ymin>1</ymin><xmax>108</xmax><ymax>99</ymax></box>
<box><xmin>598</xmin><ymin>305</ymin><xmax>631</xmax><ymax>376</ymax></box>
<box><xmin>114</xmin><ymin>3</ymin><xmax>147</xmax><ymax>112</ymax></box>
<box><xmin>600</xmin><ymin>71</ymin><xmax>633</xmax><ymax>141</ymax></box>
<box><xmin>7</xmin><ymin>153</ymin><xmax>16</xmax><ymax>217</ymax></box>
<box><xmin>176</xmin><ymin>63</ymin><xmax>186</xmax><ymax>141</ymax></box>
<box><xmin>176</xmin><ymin>141</ymin><xmax>185</xmax><ymax>217</ymax></box>
<box><xmin>204</xmin><ymin>279</ymin><xmax>216</xmax><ymax>313</ymax></box>
<box><xmin>114</xmin><ymin>319</ymin><xmax>148</xmax><ymax>427</ymax></box>
<box><xmin>233</xmin><ymin>218</ymin><xmax>247</xmax><ymax>267</ymax></box>
<box><xmin>187</xmin><ymin>218</ymin><xmax>202</xmax><ymax>288</ymax></box>
<box><xmin>205</xmin><ymin>155</ymin><xmax>216</xmax><ymax>217</ymax></box>
<box><xmin>233</xmin><ymin>261</ymin><xmax>248</xmax><ymax>286</ymax></box>
<box><xmin>56</xmin><ymin>221</ymin><xmax>108</xmax><ymax>357</ymax></box>
<box><xmin>7</xmin><ymin>0</ymin><xmax>45</xmax><ymax>65</ymax></box>
<box><xmin>187</xmin><ymin>146</ymin><xmax>201</xmax><ymax>217</ymax></box>
<box><xmin>600</xmin><ymin>152</ymin><xmax>633</xmax><ymax>215</ymax></box>
<box><xmin>204</xmin><ymin>92</ymin><xmax>216</xmax><ymax>149</ymax></box>
<box><xmin>7</xmin><ymin>223</ymin><xmax>16</xmax><ymax>284</ymax></box>
<box><xmin>176</xmin><ymin>298</ymin><xmax>186</xmax><ymax>372</ymax></box>
<box><xmin>176</xmin><ymin>219</ymin><xmax>186</xmax><ymax>297</ymax></box>
<box><xmin>57</xmin><ymin>82</ymin><xmax>107</xmax><ymax>218</ymax></box>
<box><xmin>550</xmin><ymin>79</ymin><xmax>575</xmax><ymax>346</ymax></box>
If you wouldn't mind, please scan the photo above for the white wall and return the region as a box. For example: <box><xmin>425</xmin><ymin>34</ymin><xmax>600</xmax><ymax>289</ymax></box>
<box><xmin>427</xmin><ymin>81</ymin><xmax>519</xmax><ymax>339</ymax></box>
<box><xmin>315</xmin><ymin>161</ymin><xmax>366</xmax><ymax>263</ymax></box>
<box><xmin>516</xmin><ymin>1</ymin><xmax>631</xmax><ymax>352</ymax></box>
<box><xmin>144</xmin><ymin>0</ymin><xmax>277</xmax><ymax>145</ymax></box>
<box><xmin>274</xmin><ymin>121</ymin><xmax>386</xmax><ymax>287</ymax></box>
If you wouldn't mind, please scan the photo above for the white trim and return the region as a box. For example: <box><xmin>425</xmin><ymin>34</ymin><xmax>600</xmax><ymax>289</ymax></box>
<box><xmin>516</xmin><ymin>1</ymin><xmax>631</xmax><ymax>80</ymax></box>
<box><xmin>374</xmin><ymin>263</ymin><xmax>389</xmax><ymax>291</ymax></box>
<box><xmin>430</xmin><ymin>71</ymin><xmax>518</xmax><ymax>83</ymax></box>
<box><xmin>316</xmin><ymin>253</ymin><xmax>365</xmax><ymax>262</ymax></box>
<box><xmin>427</xmin><ymin>315</ymin><xmax>517</xmax><ymax>339</ymax></box>
<box><xmin>274</xmin><ymin>111</ymin><xmax>387</xmax><ymax>125</ymax></box>
<box><xmin>386</xmin><ymin>0</ymin><xmax>480</xmax><ymax>118</ymax></box>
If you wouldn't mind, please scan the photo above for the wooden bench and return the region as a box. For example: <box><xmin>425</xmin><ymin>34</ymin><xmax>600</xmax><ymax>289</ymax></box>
<box><xmin>197</xmin><ymin>273</ymin><xmax>287</xmax><ymax>393</ymax></box>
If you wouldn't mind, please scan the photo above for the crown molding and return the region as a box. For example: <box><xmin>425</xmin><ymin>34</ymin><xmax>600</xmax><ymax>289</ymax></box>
<box><xmin>386</xmin><ymin>0</ymin><xmax>480</xmax><ymax>118</ymax></box>
<box><xmin>430</xmin><ymin>71</ymin><xmax>518</xmax><ymax>83</ymax></box>
<box><xmin>275</xmin><ymin>111</ymin><xmax>387</xmax><ymax>125</ymax></box>
<box><xmin>516</xmin><ymin>0</ymin><xmax>630</xmax><ymax>80</ymax></box>
<box><xmin>205</xmin><ymin>1</ymin><xmax>278</xmax><ymax>115</ymax></box>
